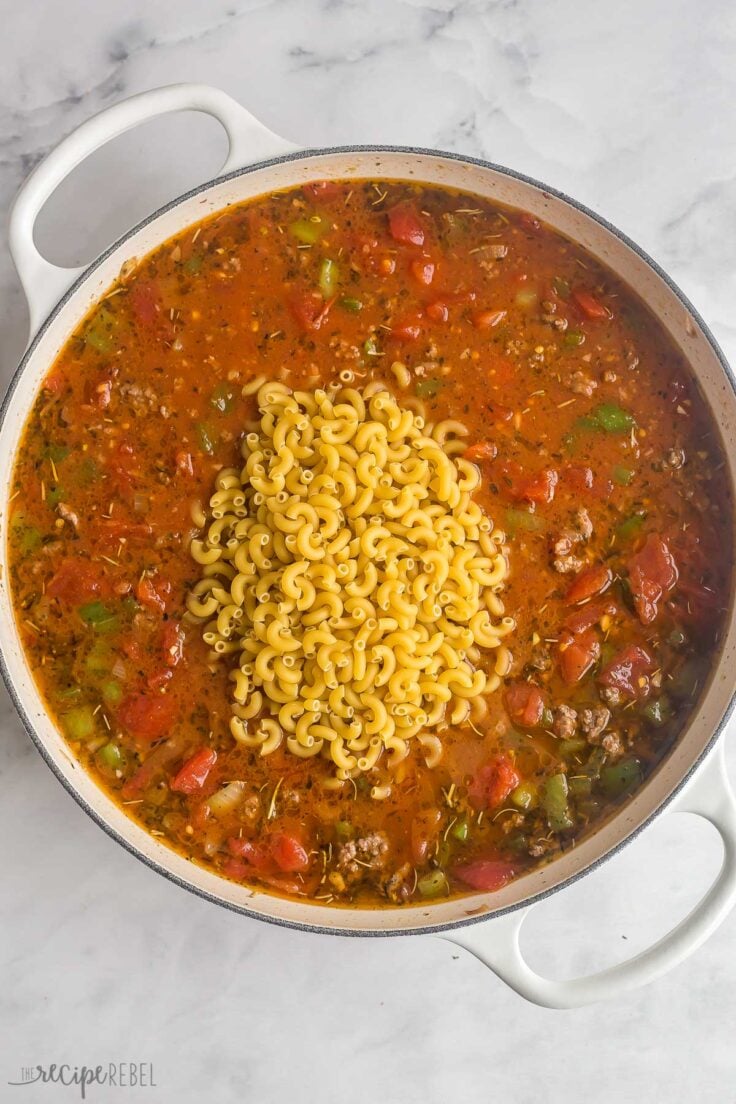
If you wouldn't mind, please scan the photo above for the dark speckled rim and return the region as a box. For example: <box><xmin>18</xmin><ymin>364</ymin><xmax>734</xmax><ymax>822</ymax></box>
<box><xmin>2</xmin><ymin>144</ymin><xmax>735</xmax><ymax>939</ymax></box>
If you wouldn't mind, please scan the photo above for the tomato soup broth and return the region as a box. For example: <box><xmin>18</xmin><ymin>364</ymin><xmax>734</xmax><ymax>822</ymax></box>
<box><xmin>7</xmin><ymin>180</ymin><xmax>732</xmax><ymax>906</ymax></box>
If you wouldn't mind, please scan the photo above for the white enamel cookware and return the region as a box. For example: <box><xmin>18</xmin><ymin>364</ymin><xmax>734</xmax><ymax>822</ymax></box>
<box><xmin>4</xmin><ymin>84</ymin><xmax>736</xmax><ymax>1006</ymax></box>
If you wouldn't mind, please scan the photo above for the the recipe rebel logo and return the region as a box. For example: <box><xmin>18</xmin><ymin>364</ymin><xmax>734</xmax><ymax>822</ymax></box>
<box><xmin>7</xmin><ymin>1062</ymin><xmax>157</xmax><ymax>1098</ymax></box>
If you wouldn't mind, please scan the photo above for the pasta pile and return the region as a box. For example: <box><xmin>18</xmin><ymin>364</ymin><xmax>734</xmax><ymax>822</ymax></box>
<box><xmin>187</xmin><ymin>380</ymin><xmax>513</xmax><ymax>790</ymax></box>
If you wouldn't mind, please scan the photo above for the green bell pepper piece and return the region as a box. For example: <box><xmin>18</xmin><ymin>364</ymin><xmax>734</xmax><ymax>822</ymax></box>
<box><xmin>510</xmin><ymin>781</ymin><xmax>538</xmax><ymax>810</ymax></box>
<box><xmin>641</xmin><ymin>697</ymin><xmax>673</xmax><ymax>728</ymax></box>
<box><xmin>612</xmin><ymin>465</ymin><xmax>634</xmax><ymax>486</ymax></box>
<box><xmin>79</xmin><ymin>602</ymin><xmax>118</xmax><ymax>633</ymax></box>
<box><xmin>196</xmin><ymin>423</ymin><xmax>217</xmax><ymax>455</ymax></box>
<box><xmin>417</xmin><ymin>870</ymin><xmax>449</xmax><ymax>899</ymax></box>
<box><xmin>97</xmin><ymin>741</ymin><xmax>124</xmax><ymax>771</ymax></box>
<box><xmin>542</xmin><ymin>773</ymin><xmax>573</xmax><ymax>830</ymax></box>
<box><xmin>599</xmin><ymin>758</ymin><xmax>642</xmax><ymax>798</ymax></box>
<box><xmin>593</xmin><ymin>403</ymin><xmax>636</xmax><ymax>434</ymax></box>
<box><xmin>63</xmin><ymin>705</ymin><xmax>96</xmax><ymax>741</ymax></box>
<box><xmin>617</xmin><ymin>514</ymin><xmax>646</xmax><ymax>541</ymax></box>
<box><xmin>290</xmin><ymin>217</ymin><xmax>326</xmax><ymax>244</ymax></box>
<box><xmin>318</xmin><ymin>258</ymin><xmax>338</xmax><ymax>298</ymax></box>
<box><xmin>504</xmin><ymin>508</ymin><xmax>545</xmax><ymax>535</ymax></box>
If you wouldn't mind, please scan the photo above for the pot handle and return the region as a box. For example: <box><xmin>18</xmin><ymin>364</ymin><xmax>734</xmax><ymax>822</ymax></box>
<box><xmin>8</xmin><ymin>83</ymin><xmax>297</xmax><ymax>337</ymax></box>
<box><xmin>442</xmin><ymin>738</ymin><xmax>736</xmax><ymax>1008</ymax></box>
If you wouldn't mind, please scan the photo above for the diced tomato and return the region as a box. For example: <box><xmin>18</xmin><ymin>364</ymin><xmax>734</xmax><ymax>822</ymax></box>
<box><xmin>290</xmin><ymin>290</ymin><xmax>335</xmax><ymax>332</ymax></box>
<box><xmin>487</xmin><ymin>401</ymin><xmax>514</xmax><ymax>424</ymax></box>
<box><xmin>410</xmin><ymin>808</ymin><xmax>442</xmax><ymax>865</ymax></box>
<box><xmin>117</xmin><ymin>692</ymin><xmax>177</xmax><ymax>741</ymax></box>
<box><xmin>47</xmin><ymin>560</ymin><xmax>107</xmax><ymax>604</ymax></box>
<box><xmin>562</xmin><ymin>465</ymin><xmax>593</xmax><ymax>493</ymax></box>
<box><xmin>170</xmin><ymin>747</ymin><xmax>217</xmax><ymax>794</ymax></box>
<box><xmin>561</xmin><ymin>465</ymin><xmax>613</xmax><ymax>499</ymax></box>
<box><xmin>411</xmin><ymin>259</ymin><xmax>435</xmax><ymax>285</ymax></box>
<box><xmin>388</xmin><ymin>204</ymin><xmax>425</xmax><ymax>246</ymax></box>
<box><xmin>454</xmin><ymin>859</ymin><xmax>517</xmax><ymax>891</ymax></box>
<box><xmin>105</xmin><ymin>439</ymin><xmax>141</xmax><ymax>496</ymax></box>
<box><xmin>512</xmin><ymin>468</ymin><xmax>558</xmax><ymax>505</ymax></box>
<box><xmin>563</xmin><ymin>598</ymin><xmax>618</xmax><ymax>635</ymax></box>
<box><xmin>121</xmin><ymin>767</ymin><xmax>151</xmax><ymax>800</ymax></box>
<box><xmin>162</xmin><ymin>620</ymin><xmax>185</xmax><ymax>668</ymax></box>
<box><xmin>468</xmin><ymin>755</ymin><xmax>521</xmax><ymax>811</ymax></box>
<box><xmin>504</xmin><ymin>682</ymin><xmax>545</xmax><ymax>728</ymax></box>
<box><xmin>191</xmin><ymin>801</ymin><xmax>211</xmax><ymax>832</ymax></box>
<box><xmin>559</xmin><ymin>627</ymin><xmax>600</xmax><ymax>684</ymax></box>
<box><xmin>628</xmin><ymin>534</ymin><xmax>678</xmax><ymax>624</ymax></box>
<box><xmin>269</xmin><ymin>830</ymin><xmax>310</xmax><ymax>873</ymax></box>
<box><xmin>43</xmin><ymin>369</ymin><xmax>66</xmax><ymax>395</ymax></box>
<box><xmin>599</xmin><ymin>645</ymin><xmax>653</xmax><ymax>699</ymax></box>
<box><xmin>390</xmin><ymin>315</ymin><xmax>423</xmax><ymax>342</ymax></box>
<box><xmin>227</xmin><ymin>836</ymin><xmax>271</xmax><ymax>869</ymax></box>
<box><xmin>175</xmin><ymin>450</ymin><xmax>194</xmax><ymax>477</ymax></box>
<box><xmin>222</xmin><ymin>858</ymin><xmax>250</xmax><ymax>880</ymax></box>
<box><xmin>493</xmin><ymin>459</ymin><xmax>523</xmax><ymax>500</ymax></box>
<box><xmin>472</xmin><ymin>309</ymin><xmax>507</xmax><ymax>329</ymax></box>
<box><xmin>121</xmin><ymin>734</ymin><xmax>189</xmax><ymax>798</ymax></box>
<box><xmin>303</xmin><ymin>180</ymin><xmax>342</xmax><ymax>202</ymax></box>
<box><xmin>85</xmin><ymin>370</ymin><xmax>116</xmax><ymax>409</ymax></box>
<box><xmin>426</xmin><ymin>299</ymin><xmax>449</xmax><ymax>323</ymax></box>
<box><xmin>230</xmin><ymin>839</ymin><xmax>320</xmax><ymax>892</ymax></box>
<box><xmin>136</xmin><ymin>573</ymin><xmax>171</xmax><ymax>614</ymax></box>
<box><xmin>573</xmin><ymin>289</ymin><xmax>610</xmax><ymax>320</ymax></box>
<box><xmin>566</xmin><ymin>563</ymin><xmax>612</xmax><ymax>604</ymax></box>
<box><xmin>129</xmin><ymin>281</ymin><xmax>161</xmax><ymax>327</ymax></box>
<box><xmin>464</xmin><ymin>441</ymin><xmax>498</xmax><ymax>463</ymax></box>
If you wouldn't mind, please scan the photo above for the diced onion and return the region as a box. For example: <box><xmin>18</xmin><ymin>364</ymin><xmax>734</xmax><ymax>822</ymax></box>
<box><xmin>207</xmin><ymin>780</ymin><xmax>246</xmax><ymax>817</ymax></box>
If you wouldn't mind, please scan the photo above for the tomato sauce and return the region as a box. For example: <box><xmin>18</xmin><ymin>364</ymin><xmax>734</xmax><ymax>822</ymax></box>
<box><xmin>7</xmin><ymin>180</ymin><xmax>732</xmax><ymax>906</ymax></box>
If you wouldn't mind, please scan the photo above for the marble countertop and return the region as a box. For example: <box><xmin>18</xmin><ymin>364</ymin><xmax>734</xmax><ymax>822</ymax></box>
<box><xmin>1</xmin><ymin>2</ymin><xmax>735</xmax><ymax>1101</ymax></box>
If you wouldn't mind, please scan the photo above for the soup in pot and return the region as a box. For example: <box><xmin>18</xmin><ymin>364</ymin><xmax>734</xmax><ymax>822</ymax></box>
<box><xmin>7</xmin><ymin>179</ymin><xmax>732</xmax><ymax>906</ymax></box>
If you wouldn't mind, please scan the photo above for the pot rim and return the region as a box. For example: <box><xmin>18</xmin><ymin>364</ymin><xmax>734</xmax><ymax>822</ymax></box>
<box><xmin>3</xmin><ymin>142</ymin><xmax>735</xmax><ymax>938</ymax></box>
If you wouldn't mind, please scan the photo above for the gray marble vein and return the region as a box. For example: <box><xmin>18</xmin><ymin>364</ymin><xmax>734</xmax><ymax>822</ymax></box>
<box><xmin>1</xmin><ymin>1</ymin><xmax>735</xmax><ymax>1101</ymax></box>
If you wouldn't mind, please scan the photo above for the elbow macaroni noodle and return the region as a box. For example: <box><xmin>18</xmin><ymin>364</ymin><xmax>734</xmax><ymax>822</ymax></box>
<box><xmin>187</xmin><ymin>381</ymin><xmax>513</xmax><ymax>784</ymax></box>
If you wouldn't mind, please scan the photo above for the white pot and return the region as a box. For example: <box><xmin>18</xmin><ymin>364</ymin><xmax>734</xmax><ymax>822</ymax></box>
<box><xmin>4</xmin><ymin>84</ymin><xmax>736</xmax><ymax>1007</ymax></box>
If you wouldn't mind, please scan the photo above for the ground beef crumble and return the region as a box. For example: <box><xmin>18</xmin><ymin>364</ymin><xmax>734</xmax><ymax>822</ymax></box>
<box><xmin>563</xmin><ymin>369</ymin><xmax>598</xmax><ymax>397</ymax></box>
<box><xmin>551</xmin><ymin>507</ymin><xmax>593</xmax><ymax>573</ymax></box>
<box><xmin>336</xmin><ymin>833</ymin><xmax>389</xmax><ymax>880</ymax></box>
<box><xmin>553</xmin><ymin>704</ymin><xmax>578</xmax><ymax>738</ymax></box>
<box><xmin>580</xmin><ymin>706</ymin><xmax>610</xmax><ymax>743</ymax></box>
